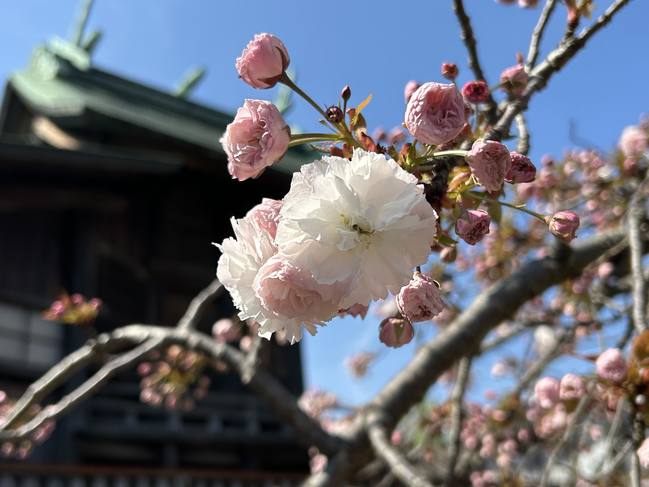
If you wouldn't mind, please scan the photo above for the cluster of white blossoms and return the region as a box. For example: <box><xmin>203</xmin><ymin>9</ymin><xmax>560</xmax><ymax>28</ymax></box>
<box><xmin>216</xmin><ymin>149</ymin><xmax>438</xmax><ymax>343</ymax></box>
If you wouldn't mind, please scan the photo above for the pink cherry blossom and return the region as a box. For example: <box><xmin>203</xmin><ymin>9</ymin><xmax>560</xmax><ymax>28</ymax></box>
<box><xmin>404</xmin><ymin>82</ymin><xmax>467</xmax><ymax>145</ymax></box>
<box><xmin>220</xmin><ymin>99</ymin><xmax>290</xmax><ymax>181</ymax></box>
<box><xmin>466</xmin><ymin>140</ymin><xmax>512</xmax><ymax>192</ymax></box>
<box><xmin>534</xmin><ymin>377</ymin><xmax>560</xmax><ymax>409</ymax></box>
<box><xmin>456</xmin><ymin>209</ymin><xmax>491</xmax><ymax>245</ymax></box>
<box><xmin>396</xmin><ymin>272</ymin><xmax>446</xmax><ymax>323</ymax></box>
<box><xmin>619</xmin><ymin>125</ymin><xmax>648</xmax><ymax>159</ymax></box>
<box><xmin>500</xmin><ymin>64</ymin><xmax>528</xmax><ymax>97</ymax></box>
<box><xmin>596</xmin><ymin>348</ymin><xmax>627</xmax><ymax>383</ymax></box>
<box><xmin>505</xmin><ymin>152</ymin><xmax>536</xmax><ymax>183</ymax></box>
<box><xmin>236</xmin><ymin>33</ymin><xmax>290</xmax><ymax>89</ymax></box>
<box><xmin>253</xmin><ymin>255</ymin><xmax>345</xmax><ymax>325</ymax></box>
<box><xmin>559</xmin><ymin>373</ymin><xmax>585</xmax><ymax>401</ymax></box>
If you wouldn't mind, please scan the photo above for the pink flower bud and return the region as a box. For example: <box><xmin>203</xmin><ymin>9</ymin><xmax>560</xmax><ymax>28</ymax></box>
<box><xmin>212</xmin><ymin>318</ymin><xmax>241</xmax><ymax>344</ymax></box>
<box><xmin>462</xmin><ymin>80</ymin><xmax>490</xmax><ymax>104</ymax></box>
<box><xmin>505</xmin><ymin>152</ymin><xmax>536</xmax><ymax>183</ymax></box>
<box><xmin>441</xmin><ymin>63</ymin><xmax>459</xmax><ymax>81</ymax></box>
<box><xmin>236</xmin><ymin>33</ymin><xmax>290</xmax><ymax>89</ymax></box>
<box><xmin>534</xmin><ymin>377</ymin><xmax>560</xmax><ymax>409</ymax></box>
<box><xmin>391</xmin><ymin>430</ymin><xmax>403</xmax><ymax>446</ymax></box>
<box><xmin>379</xmin><ymin>317</ymin><xmax>414</xmax><ymax>348</ymax></box>
<box><xmin>220</xmin><ymin>99</ymin><xmax>290</xmax><ymax>181</ymax></box>
<box><xmin>619</xmin><ymin>125</ymin><xmax>648</xmax><ymax>159</ymax></box>
<box><xmin>404</xmin><ymin>80</ymin><xmax>420</xmax><ymax>104</ymax></box>
<box><xmin>396</xmin><ymin>272</ymin><xmax>446</xmax><ymax>323</ymax></box>
<box><xmin>404</xmin><ymin>82</ymin><xmax>467</xmax><ymax>145</ymax></box>
<box><xmin>638</xmin><ymin>438</ymin><xmax>649</xmax><ymax>469</ymax></box>
<box><xmin>547</xmin><ymin>211</ymin><xmax>580</xmax><ymax>243</ymax></box>
<box><xmin>596</xmin><ymin>348</ymin><xmax>627</xmax><ymax>383</ymax></box>
<box><xmin>500</xmin><ymin>64</ymin><xmax>528</xmax><ymax>97</ymax></box>
<box><xmin>518</xmin><ymin>0</ymin><xmax>538</xmax><ymax>7</ymax></box>
<box><xmin>466</xmin><ymin>140</ymin><xmax>512</xmax><ymax>192</ymax></box>
<box><xmin>559</xmin><ymin>373</ymin><xmax>585</xmax><ymax>401</ymax></box>
<box><xmin>455</xmin><ymin>209</ymin><xmax>491</xmax><ymax>245</ymax></box>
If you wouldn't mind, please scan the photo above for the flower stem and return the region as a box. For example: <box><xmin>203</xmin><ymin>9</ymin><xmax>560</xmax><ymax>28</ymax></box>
<box><xmin>289</xmin><ymin>133</ymin><xmax>342</xmax><ymax>147</ymax></box>
<box><xmin>415</xmin><ymin>150</ymin><xmax>469</xmax><ymax>170</ymax></box>
<box><xmin>430</xmin><ymin>150</ymin><xmax>469</xmax><ymax>158</ymax></box>
<box><xmin>279</xmin><ymin>72</ymin><xmax>360</xmax><ymax>149</ymax></box>
<box><xmin>465</xmin><ymin>191</ymin><xmax>547</xmax><ymax>222</ymax></box>
<box><xmin>279</xmin><ymin>73</ymin><xmax>329</xmax><ymax>121</ymax></box>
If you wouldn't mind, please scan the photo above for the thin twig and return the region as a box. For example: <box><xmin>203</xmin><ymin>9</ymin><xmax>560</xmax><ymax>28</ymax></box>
<box><xmin>176</xmin><ymin>278</ymin><xmax>223</xmax><ymax>331</ymax></box>
<box><xmin>0</xmin><ymin>336</ymin><xmax>165</xmax><ymax>441</ymax></box>
<box><xmin>515</xmin><ymin>113</ymin><xmax>530</xmax><ymax>155</ymax></box>
<box><xmin>487</xmin><ymin>0</ymin><xmax>632</xmax><ymax>142</ymax></box>
<box><xmin>511</xmin><ymin>327</ymin><xmax>575</xmax><ymax>399</ymax></box>
<box><xmin>444</xmin><ymin>357</ymin><xmax>472</xmax><ymax>486</ymax></box>
<box><xmin>367</xmin><ymin>413</ymin><xmax>433</xmax><ymax>487</ymax></box>
<box><xmin>0</xmin><ymin>333</ymin><xmax>133</xmax><ymax>430</ymax></box>
<box><xmin>526</xmin><ymin>0</ymin><xmax>559</xmax><ymax>69</ymax></box>
<box><xmin>539</xmin><ymin>392</ymin><xmax>591</xmax><ymax>487</ymax></box>
<box><xmin>629</xmin><ymin>180</ymin><xmax>648</xmax><ymax>333</ymax></box>
<box><xmin>0</xmin><ymin>324</ymin><xmax>344</xmax><ymax>455</ymax></box>
<box><xmin>631</xmin><ymin>447</ymin><xmax>641</xmax><ymax>487</ymax></box>
<box><xmin>452</xmin><ymin>0</ymin><xmax>498</xmax><ymax>123</ymax></box>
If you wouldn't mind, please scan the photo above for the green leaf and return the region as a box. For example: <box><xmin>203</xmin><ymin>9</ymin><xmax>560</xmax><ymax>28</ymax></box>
<box><xmin>437</xmin><ymin>234</ymin><xmax>458</xmax><ymax>246</ymax></box>
<box><xmin>351</xmin><ymin>94</ymin><xmax>372</xmax><ymax>126</ymax></box>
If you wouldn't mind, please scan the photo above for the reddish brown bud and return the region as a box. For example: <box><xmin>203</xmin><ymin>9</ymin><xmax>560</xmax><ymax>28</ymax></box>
<box><xmin>461</xmin><ymin>80</ymin><xmax>490</xmax><ymax>104</ymax></box>
<box><xmin>326</xmin><ymin>105</ymin><xmax>344</xmax><ymax>123</ymax></box>
<box><xmin>441</xmin><ymin>62</ymin><xmax>459</xmax><ymax>81</ymax></box>
<box><xmin>341</xmin><ymin>85</ymin><xmax>351</xmax><ymax>102</ymax></box>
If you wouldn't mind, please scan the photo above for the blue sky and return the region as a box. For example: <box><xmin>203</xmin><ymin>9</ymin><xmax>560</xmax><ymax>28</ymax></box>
<box><xmin>1</xmin><ymin>0</ymin><xmax>647</xmax><ymax>406</ymax></box>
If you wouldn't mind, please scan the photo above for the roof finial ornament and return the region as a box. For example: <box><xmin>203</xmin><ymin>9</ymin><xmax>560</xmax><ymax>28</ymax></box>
<box><xmin>175</xmin><ymin>67</ymin><xmax>207</xmax><ymax>99</ymax></box>
<box><xmin>71</xmin><ymin>0</ymin><xmax>95</xmax><ymax>47</ymax></box>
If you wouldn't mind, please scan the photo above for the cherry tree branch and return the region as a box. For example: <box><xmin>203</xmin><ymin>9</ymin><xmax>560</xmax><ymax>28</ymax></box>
<box><xmin>539</xmin><ymin>391</ymin><xmax>591</xmax><ymax>487</ymax></box>
<box><xmin>0</xmin><ymin>335</ymin><xmax>165</xmax><ymax>442</ymax></box>
<box><xmin>177</xmin><ymin>278</ymin><xmax>223</xmax><ymax>331</ymax></box>
<box><xmin>452</xmin><ymin>0</ymin><xmax>498</xmax><ymax>123</ymax></box>
<box><xmin>367</xmin><ymin>412</ymin><xmax>434</xmax><ymax>487</ymax></box>
<box><xmin>369</xmin><ymin>227</ymin><xmax>624</xmax><ymax>425</ymax></box>
<box><xmin>515</xmin><ymin>113</ymin><xmax>530</xmax><ymax>155</ymax></box>
<box><xmin>0</xmin><ymin>323</ymin><xmax>343</xmax><ymax>455</ymax></box>
<box><xmin>0</xmin><ymin>333</ymin><xmax>134</xmax><ymax>430</ymax></box>
<box><xmin>444</xmin><ymin>357</ymin><xmax>472</xmax><ymax>486</ymax></box>
<box><xmin>511</xmin><ymin>326</ymin><xmax>575</xmax><ymax>399</ymax></box>
<box><xmin>629</xmin><ymin>182</ymin><xmax>648</xmax><ymax>333</ymax></box>
<box><xmin>526</xmin><ymin>0</ymin><xmax>559</xmax><ymax>69</ymax></box>
<box><xmin>487</xmin><ymin>0</ymin><xmax>632</xmax><ymax>141</ymax></box>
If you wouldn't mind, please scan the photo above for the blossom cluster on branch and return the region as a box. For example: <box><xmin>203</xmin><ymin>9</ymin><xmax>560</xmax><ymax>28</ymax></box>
<box><xmin>217</xmin><ymin>32</ymin><xmax>584</xmax><ymax>347</ymax></box>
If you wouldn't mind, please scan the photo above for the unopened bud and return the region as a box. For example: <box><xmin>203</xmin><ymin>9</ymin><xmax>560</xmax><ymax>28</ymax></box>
<box><xmin>547</xmin><ymin>211</ymin><xmax>580</xmax><ymax>243</ymax></box>
<box><xmin>326</xmin><ymin>106</ymin><xmax>343</xmax><ymax>123</ymax></box>
<box><xmin>341</xmin><ymin>85</ymin><xmax>351</xmax><ymax>102</ymax></box>
<box><xmin>441</xmin><ymin>62</ymin><xmax>459</xmax><ymax>81</ymax></box>
<box><xmin>379</xmin><ymin>317</ymin><xmax>414</xmax><ymax>348</ymax></box>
